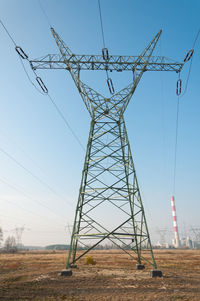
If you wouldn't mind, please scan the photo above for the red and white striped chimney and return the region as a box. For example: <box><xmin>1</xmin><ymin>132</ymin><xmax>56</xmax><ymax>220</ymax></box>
<box><xmin>171</xmin><ymin>196</ymin><xmax>180</xmax><ymax>248</ymax></box>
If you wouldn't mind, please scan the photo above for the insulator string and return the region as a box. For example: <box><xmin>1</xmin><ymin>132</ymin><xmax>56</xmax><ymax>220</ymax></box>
<box><xmin>97</xmin><ymin>0</ymin><xmax>115</xmax><ymax>94</ymax></box>
<box><xmin>180</xmin><ymin>29</ymin><xmax>200</xmax><ymax>97</ymax></box>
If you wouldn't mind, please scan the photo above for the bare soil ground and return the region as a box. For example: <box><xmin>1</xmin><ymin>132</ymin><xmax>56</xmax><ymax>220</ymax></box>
<box><xmin>0</xmin><ymin>249</ymin><xmax>200</xmax><ymax>300</ymax></box>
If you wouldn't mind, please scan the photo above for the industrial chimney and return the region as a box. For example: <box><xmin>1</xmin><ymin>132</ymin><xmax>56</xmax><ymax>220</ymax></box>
<box><xmin>171</xmin><ymin>196</ymin><xmax>180</xmax><ymax>248</ymax></box>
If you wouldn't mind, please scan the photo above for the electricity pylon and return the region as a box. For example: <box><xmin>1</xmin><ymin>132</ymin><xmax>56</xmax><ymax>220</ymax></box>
<box><xmin>156</xmin><ymin>228</ymin><xmax>171</xmax><ymax>247</ymax></box>
<box><xmin>30</xmin><ymin>28</ymin><xmax>183</xmax><ymax>274</ymax></box>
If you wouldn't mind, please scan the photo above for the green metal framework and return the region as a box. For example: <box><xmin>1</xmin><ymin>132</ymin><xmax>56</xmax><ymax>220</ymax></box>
<box><xmin>30</xmin><ymin>29</ymin><xmax>183</xmax><ymax>269</ymax></box>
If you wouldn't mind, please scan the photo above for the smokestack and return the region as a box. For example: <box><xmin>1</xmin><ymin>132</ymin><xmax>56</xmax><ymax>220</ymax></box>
<box><xmin>171</xmin><ymin>196</ymin><xmax>180</xmax><ymax>248</ymax></box>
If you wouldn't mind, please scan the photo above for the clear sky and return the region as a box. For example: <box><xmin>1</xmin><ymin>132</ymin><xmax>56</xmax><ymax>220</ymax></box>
<box><xmin>0</xmin><ymin>0</ymin><xmax>199</xmax><ymax>246</ymax></box>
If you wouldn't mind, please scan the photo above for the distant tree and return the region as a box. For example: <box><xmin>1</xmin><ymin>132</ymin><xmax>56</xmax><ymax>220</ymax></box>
<box><xmin>45</xmin><ymin>244</ymin><xmax>70</xmax><ymax>250</ymax></box>
<box><xmin>0</xmin><ymin>227</ymin><xmax>3</xmax><ymax>247</ymax></box>
<box><xmin>4</xmin><ymin>236</ymin><xmax>17</xmax><ymax>253</ymax></box>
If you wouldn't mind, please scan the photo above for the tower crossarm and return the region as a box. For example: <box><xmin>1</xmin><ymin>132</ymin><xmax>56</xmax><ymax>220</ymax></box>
<box><xmin>30</xmin><ymin>54</ymin><xmax>183</xmax><ymax>73</ymax></box>
<box><xmin>29</xmin><ymin>29</ymin><xmax>183</xmax><ymax>118</ymax></box>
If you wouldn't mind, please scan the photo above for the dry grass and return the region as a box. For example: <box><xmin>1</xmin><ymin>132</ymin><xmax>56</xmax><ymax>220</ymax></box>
<box><xmin>0</xmin><ymin>249</ymin><xmax>200</xmax><ymax>300</ymax></box>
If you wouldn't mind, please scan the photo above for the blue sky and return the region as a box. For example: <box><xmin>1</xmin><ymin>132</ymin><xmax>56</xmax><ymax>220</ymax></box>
<box><xmin>0</xmin><ymin>0</ymin><xmax>199</xmax><ymax>246</ymax></box>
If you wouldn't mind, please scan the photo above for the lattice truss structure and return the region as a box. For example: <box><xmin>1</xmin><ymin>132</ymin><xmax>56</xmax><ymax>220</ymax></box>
<box><xmin>31</xmin><ymin>29</ymin><xmax>183</xmax><ymax>269</ymax></box>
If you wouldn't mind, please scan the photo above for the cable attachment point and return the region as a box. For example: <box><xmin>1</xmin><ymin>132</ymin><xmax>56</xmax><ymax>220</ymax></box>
<box><xmin>102</xmin><ymin>48</ymin><xmax>109</xmax><ymax>60</ymax></box>
<box><xmin>36</xmin><ymin>76</ymin><xmax>48</xmax><ymax>94</ymax></box>
<box><xmin>107</xmin><ymin>78</ymin><xmax>115</xmax><ymax>94</ymax></box>
<box><xmin>15</xmin><ymin>46</ymin><xmax>28</xmax><ymax>60</ymax></box>
<box><xmin>183</xmin><ymin>49</ymin><xmax>194</xmax><ymax>63</ymax></box>
<box><xmin>176</xmin><ymin>78</ymin><xmax>182</xmax><ymax>96</ymax></box>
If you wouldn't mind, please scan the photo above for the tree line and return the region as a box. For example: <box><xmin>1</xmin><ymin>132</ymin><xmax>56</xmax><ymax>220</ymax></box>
<box><xmin>0</xmin><ymin>227</ymin><xmax>18</xmax><ymax>253</ymax></box>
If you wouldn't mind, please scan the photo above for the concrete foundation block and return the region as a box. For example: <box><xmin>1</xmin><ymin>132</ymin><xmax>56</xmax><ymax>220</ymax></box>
<box><xmin>70</xmin><ymin>264</ymin><xmax>77</xmax><ymax>269</ymax></box>
<box><xmin>150</xmin><ymin>270</ymin><xmax>163</xmax><ymax>277</ymax></box>
<box><xmin>61</xmin><ymin>269</ymin><xmax>72</xmax><ymax>276</ymax></box>
<box><xmin>136</xmin><ymin>264</ymin><xmax>145</xmax><ymax>270</ymax></box>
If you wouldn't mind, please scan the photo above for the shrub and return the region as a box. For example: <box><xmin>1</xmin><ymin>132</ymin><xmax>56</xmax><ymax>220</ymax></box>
<box><xmin>85</xmin><ymin>256</ymin><xmax>96</xmax><ymax>265</ymax></box>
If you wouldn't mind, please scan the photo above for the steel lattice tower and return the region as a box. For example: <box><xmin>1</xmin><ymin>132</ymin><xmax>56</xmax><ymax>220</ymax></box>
<box><xmin>30</xmin><ymin>28</ymin><xmax>183</xmax><ymax>273</ymax></box>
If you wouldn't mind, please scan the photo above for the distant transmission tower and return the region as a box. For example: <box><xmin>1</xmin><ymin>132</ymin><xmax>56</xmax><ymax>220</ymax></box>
<box><xmin>190</xmin><ymin>228</ymin><xmax>200</xmax><ymax>247</ymax></box>
<box><xmin>12</xmin><ymin>226</ymin><xmax>25</xmax><ymax>247</ymax></box>
<box><xmin>156</xmin><ymin>229</ymin><xmax>168</xmax><ymax>246</ymax></box>
<box><xmin>30</xmin><ymin>28</ymin><xmax>183</xmax><ymax>276</ymax></box>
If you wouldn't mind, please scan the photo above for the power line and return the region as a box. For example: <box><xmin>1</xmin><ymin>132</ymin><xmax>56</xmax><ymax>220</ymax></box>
<box><xmin>0</xmin><ymin>214</ymin><xmax>27</xmax><ymax>224</ymax></box>
<box><xmin>97</xmin><ymin>0</ymin><xmax>114</xmax><ymax>94</ymax></box>
<box><xmin>158</xmin><ymin>29</ymin><xmax>200</xmax><ymax>198</ymax></box>
<box><xmin>0</xmin><ymin>197</ymin><xmax>51</xmax><ymax>224</ymax></box>
<box><xmin>0</xmin><ymin>19</ymin><xmax>17</xmax><ymax>46</ymax></box>
<box><xmin>38</xmin><ymin>0</ymin><xmax>52</xmax><ymax>28</ymax></box>
<box><xmin>0</xmin><ymin>193</ymin><xmax>68</xmax><ymax>227</ymax></box>
<box><xmin>192</xmin><ymin>29</ymin><xmax>200</xmax><ymax>48</ymax></box>
<box><xmin>47</xmin><ymin>94</ymin><xmax>85</xmax><ymax>150</ymax></box>
<box><xmin>22</xmin><ymin>65</ymin><xmax>85</xmax><ymax>149</ymax></box>
<box><xmin>1</xmin><ymin>16</ymin><xmax>85</xmax><ymax>151</ymax></box>
<box><xmin>172</xmin><ymin>96</ymin><xmax>180</xmax><ymax>195</ymax></box>
<box><xmin>172</xmin><ymin>29</ymin><xmax>200</xmax><ymax>193</ymax></box>
<box><xmin>0</xmin><ymin>18</ymin><xmax>45</xmax><ymax>95</ymax></box>
<box><xmin>21</xmin><ymin>62</ymin><xmax>85</xmax><ymax>148</ymax></box>
<box><xmin>20</xmin><ymin>59</ymin><xmax>85</xmax><ymax>149</ymax></box>
<box><xmin>158</xmin><ymin>36</ymin><xmax>168</xmax><ymax>202</ymax></box>
<box><xmin>98</xmin><ymin>0</ymin><xmax>106</xmax><ymax>49</ymax></box>
<box><xmin>0</xmin><ymin>147</ymin><xmax>67</xmax><ymax>203</ymax></box>
<box><xmin>0</xmin><ymin>128</ymin><xmax>55</xmax><ymax>184</ymax></box>
<box><xmin>37</xmin><ymin>1</ymin><xmax>84</xmax><ymax>147</ymax></box>
<box><xmin>180</xmin><ymin>29</ymin><xmax>200</xmax><ymax>98</ymax></box>
<box><xmin>0</xmin><ymin>176</ymin><xmax>72</xmax><ymax>220</ymax></box>
<box><xmin>0</xmin><ymin>19</ymin><xmax>84</xmax><ymax>220</ymax></box>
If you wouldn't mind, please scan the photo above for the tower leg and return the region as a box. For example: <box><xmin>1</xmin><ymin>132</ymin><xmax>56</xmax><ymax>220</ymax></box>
<box><xmin>119</xmin><ymin>117</ymin><xmax>158</xmax><ymax>270</ymax></box>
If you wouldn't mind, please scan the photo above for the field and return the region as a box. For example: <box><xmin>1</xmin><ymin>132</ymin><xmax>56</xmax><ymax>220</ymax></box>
<box><xmin>0</xmin><ymin>249</ymin><xmax>200</xmax><ymax>300</ymax></box>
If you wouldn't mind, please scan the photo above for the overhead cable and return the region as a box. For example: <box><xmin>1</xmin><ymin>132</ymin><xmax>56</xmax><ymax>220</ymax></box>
<box><xmin>47</xmin><ymin>94</ymin><xmax>85</xmax><ymax>150</ymax></box>
<box><xmin>172</xmin><ymin>96</ymin><xmax>180</xmax><ymax>195</ymax></box>
<box><xmin>0</xmin><ymin>196</ymin><xmax>50</xmax><ymax>223</ymax></box>
<box><xmin>97</xmin><ymin>0</ymin><xmax>115</xmax><ymax>94</ymax></box>
<box><xmin>0</xmin><ymin>19</ymin><xmax>17</xmax><ymax>46</ymax></box>
<box><xmin>98</xmin><ymin>0</ymin><xmax>106</xmax><ymax>48</ymax></box>
<box><xmin>0</xmin><ymin>176</ymin><xmax>72</xmax><ymax>220</ymax></box>
<box><xmin>0</xmin><ymin>147</ymin><xmax>66</xmax><ymax>203</ymax></box>
<box><xmin>38</xmin><ymin>0</ymin><xmax>52</xmax><ymax>28</ymax></box>
<box><xmin>172</xmin><ymin>29</ymin><xmax>200</xmax><ymax>192</ymax></box>
<box><xmin>0</xmin><ymin>18</ymin><xmax>85</xmax><ymax>150</ymax></box>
